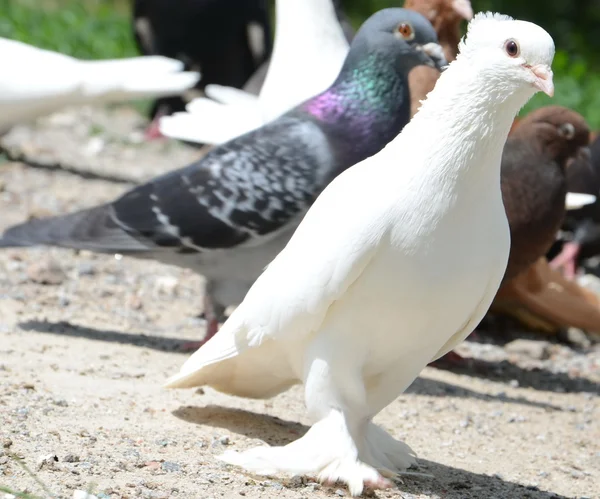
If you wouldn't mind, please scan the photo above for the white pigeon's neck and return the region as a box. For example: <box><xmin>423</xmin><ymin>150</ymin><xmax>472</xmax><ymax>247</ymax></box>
<box><xmin>398</xmin><ymin>57</ymin><xmax>534</xmax><ymax>192</ymax></box>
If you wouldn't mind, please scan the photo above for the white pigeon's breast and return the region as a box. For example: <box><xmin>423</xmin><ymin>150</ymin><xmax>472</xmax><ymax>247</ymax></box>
<box><xmin>320</xmin><ymin>193</ymin><xmax>510</xmax><ymax>381</ymax></box>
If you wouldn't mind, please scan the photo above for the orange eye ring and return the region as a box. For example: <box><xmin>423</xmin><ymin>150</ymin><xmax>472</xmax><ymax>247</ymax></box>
<box><xmin>397</xmin><ymin>22</ymin><xmax>415</xmax><ymax>41</ymax></box>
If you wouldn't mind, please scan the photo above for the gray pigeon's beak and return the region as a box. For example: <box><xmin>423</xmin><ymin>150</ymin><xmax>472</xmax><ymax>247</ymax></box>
<box><xmin>422</xmin><ymin>43</ymin><xmax>448</xmax><ymax>72</ymax></box>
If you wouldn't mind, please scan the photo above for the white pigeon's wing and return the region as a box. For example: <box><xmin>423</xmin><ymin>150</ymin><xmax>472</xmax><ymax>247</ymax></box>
<box><xmin>0</xmin><ymin>38</ymin><xmax>81</xmax><ymax>100</ymax></box>
<box><xmin>565</xmin><ymin>192</ymin><xmax>596</xmax><ymax>211</ymax></box>
<box><xmin>0</xmin><ymin>38</ymin><xmax>200</xmax><ymax>130</ymax></box>
<box><xmin>204</xmin><ymin>84</ymin><xmax>260</xmax><ymax>107</ymax></box>
<box><xmin>77</xmin><ymin>56</ymin><xmax>200</xmax><ymax>102</ymax></box>
<box><xmin>430</xmin><ymin>254</ymin><xmax>507</xmax><ymax>361</ymax></box>
<box><xmin>159</xmin><ymin>92</ymin><xmax>264</xmax><ymax>144</ymax></box>
<box><xmin>164</xmin><ymin>163</ymin><xmax>385</xmax><ymax>387</ymax></box>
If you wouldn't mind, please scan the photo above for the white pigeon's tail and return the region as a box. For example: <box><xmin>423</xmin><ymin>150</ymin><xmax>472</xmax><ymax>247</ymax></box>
<box><xmin>159</xmin><ymin>83</ymin><xmax>265</xmax><ymax>144</ymax></box>
<box><xmin>164</xmin><ymin>314</ymin><xmax>297</xmax><ymax>398</ymax></box>
<box><xmin>78</xmin><ymin>56</ymin><xmax>201</xmax><ymax>103</ymax></box>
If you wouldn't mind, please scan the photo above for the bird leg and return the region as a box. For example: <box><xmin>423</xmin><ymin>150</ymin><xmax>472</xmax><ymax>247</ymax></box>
<box><xmin>144</xmin><ymin>104</ymin><xmax>170</xmax><ymax>141</ymax></box>
<box><xmin>549</xmin><ymin>241</ymin><xmax>581</xmax><ymax>279</ymax></box>
<box><xmin>180</xmin><ymin>295</ymin><xmax>225</xmax><ymax>352</ymax></box>
<box><xmin>218</xmin><ymin>409</ymin><xmax>395</xmax><ymax>496</ymax></box>
<box><xmin>215</xmin><ymin>351</ymin><xmax>418</xmax><ymax>496</ymax></box>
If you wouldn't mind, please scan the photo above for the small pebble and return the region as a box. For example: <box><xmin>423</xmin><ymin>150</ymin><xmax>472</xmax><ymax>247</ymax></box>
<box><xmin>212</xmin><ymin>435</ymin><xmax>230</xmax><ymax>447</ymax></box>
<box><xmin>505</xmin><ymin>339</ymin><xmax>550</xmax><ymax>360</ymax></box>
<box><xmin>73</xmin><ymin>491</ymin><xmax>99</xmax><ymax>499</ymax></box>
<box><xmin>37</xmin><ymin>453</ymin><xmax>58</xmax><ymax>470</ymax></box>
<box><xmin>161</xmin><ymin>461</ymin><xmax>181</xmax><ymax>473</ymax></box>
<box><xmin>26</xmin><ymin>259</ymin><xmax>66</xmax><ymax>285</ymax></box>
<box><xmin>335</xmin><ymin>489</ymin><xmax>346</xmax><ymax>496</ymax></box>
<box><xmin>77</xmin><ymin>262</ymin><xmax>96</xmax><ymax>276</ymax></box>
<box><xmin>460</xmin><ymin>415</ymin><xmax>472</xmax><ymax>428</ymax></box>
<box><xmin>64</xmin><ymin>454</ymin><xmax>80</xmax><ymax>463</ymax></box>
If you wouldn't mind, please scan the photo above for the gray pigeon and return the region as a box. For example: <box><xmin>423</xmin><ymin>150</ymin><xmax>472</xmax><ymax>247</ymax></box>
<box><xmin>0</xmin><ymin>8</ymin><xmax>446</xmax><ymax>349</ymax></box>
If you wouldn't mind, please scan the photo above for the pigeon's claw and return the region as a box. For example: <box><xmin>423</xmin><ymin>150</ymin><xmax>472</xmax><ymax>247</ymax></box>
<box><xmin>549</xmin><ymin>241</ymin><xmax>581</xmax><ymax>280</ymax></box>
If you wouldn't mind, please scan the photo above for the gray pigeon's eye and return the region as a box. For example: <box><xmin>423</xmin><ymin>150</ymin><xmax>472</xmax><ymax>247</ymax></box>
<box><xmin>504</xmin><ymin>39</ymin><xmax>520</xmax><ymax>57</ymax></box>
<box><xmin>559</xmin><ymin>122</ymin><xmax>576</xmax><ymax>140</ymax></box>
<box><xmin>396</xmin><ymin>22</ymin><xmax>415</xmax><ymax>41</ymax></box>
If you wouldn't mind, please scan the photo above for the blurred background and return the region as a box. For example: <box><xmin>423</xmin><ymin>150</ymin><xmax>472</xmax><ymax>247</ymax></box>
<box><xmin>1</xmin><ymin>0</ymin><xmax>599</xmax><ymax>125</ymax></box>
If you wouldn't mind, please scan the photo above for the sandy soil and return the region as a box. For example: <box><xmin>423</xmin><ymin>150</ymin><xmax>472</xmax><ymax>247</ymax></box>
<box><xmin>0</xmin><ymin>107</ymin><xmax>598</xmax><ymax>499</ymax></box>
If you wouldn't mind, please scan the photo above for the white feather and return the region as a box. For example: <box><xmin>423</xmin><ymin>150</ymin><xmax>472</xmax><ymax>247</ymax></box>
<box><xmin>565</xmin><ymin>192</ymin><xmax>596</xmax><ymax>210</ymax></box>
<box><xmin>158</xmin><ymin>0</ymin><xmax>349</xmax><ymax>144</ymax></box>
<box><xmin>0</xmin><ymin>37</ymin><xmax>201</xmax><ymax>133</ymax></box>
<box><xmin>166</xmin><ymin>13</ymin><xmax>555</xmax><ymax>496</ymax></box>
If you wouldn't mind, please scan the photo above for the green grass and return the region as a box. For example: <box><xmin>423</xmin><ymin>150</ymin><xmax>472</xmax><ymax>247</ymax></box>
<box><xmin>0</xmin><ymin>0</ymin><xmax>136</xmax><ymax>60</ymax></box>
<box><xmin>0</xmin><ymin>453</ymin><xmax>54</xmax><ymax>498</ymax></box>
<box><xmin>0</xmin><ymin>0</ymin><xmax>149</xmax><ymax>114</ymax></box>
<box><xmin>0</xmin><ymin>453</ymin><xmax>99</xmax><ymax>498</ymax></box>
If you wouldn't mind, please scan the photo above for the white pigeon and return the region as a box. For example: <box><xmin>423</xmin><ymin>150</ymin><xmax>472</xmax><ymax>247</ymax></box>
<box><xmin>0</xmin><ymin>37</ymin><xmax>201</xmax><ymax>134</ymax></box>
<box><xmin>165</xmin><ymin>12</ymin><xmax>555</xmax><ymax>496</ymax></box>
<box><xmin>158</xmin><ymin>0</ymin><xmax>349</xmax><ymax>145</ymax></box>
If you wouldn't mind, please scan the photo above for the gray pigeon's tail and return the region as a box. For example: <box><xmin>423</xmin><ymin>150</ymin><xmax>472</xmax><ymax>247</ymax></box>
<box><xmin>0</xmin><ymin>204</ymin><xmax>151</xmax><ymax>254</ymax></box>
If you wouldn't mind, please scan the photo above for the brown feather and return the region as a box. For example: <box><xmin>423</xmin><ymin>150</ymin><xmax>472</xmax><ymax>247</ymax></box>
<box><xmin>501</xmin><ymin>106</ymin><xmax>591</xmax><ymax>281</ymax></box>
<box><xmin>405</xmin><ymin>0</ymin><xmax>471</xmax><ymax>117</ymax></box>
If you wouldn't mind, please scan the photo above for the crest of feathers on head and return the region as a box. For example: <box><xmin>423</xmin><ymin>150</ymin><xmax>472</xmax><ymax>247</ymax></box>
<box><xmin>457</xmin><ymin>11</ymin><xmax>515</xmax><ymax>57</ymax></box>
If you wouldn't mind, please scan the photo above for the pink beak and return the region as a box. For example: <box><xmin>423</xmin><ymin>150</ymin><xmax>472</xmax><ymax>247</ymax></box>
<box><xmin>530</xmin><ymin>64</ymin><xmax>554</xmax><ymax>97</ymax></box>
<box><xmin>452</xmin><ymin>0</ymin><xmax>474</xmax><ymax>20</ymax></box>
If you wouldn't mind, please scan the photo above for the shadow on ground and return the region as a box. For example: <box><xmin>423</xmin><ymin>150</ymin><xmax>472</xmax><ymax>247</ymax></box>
<box><xmin>19</xmin><ymin>319</ymin><xmax>191</xmax><ymax>352</ymax></box>
<box><xmin>173</xmin><ymin>404</ymin><xmax>571</xmax><ymax>499</ymax></box>
<box><xmin>18</xmin><ymin>319</ymin><xmax>600</xmax><ymax>396</ymax></box>
<box><xmin>407</xmin><ymin>376</ymin><xmax>565</xmax><ymax>411</ymax></box>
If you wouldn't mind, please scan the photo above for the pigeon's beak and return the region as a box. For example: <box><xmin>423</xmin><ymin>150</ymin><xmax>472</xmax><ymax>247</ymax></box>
<box><xmin>452</xmin><ymin>0</ymin><xmax>473</xmax><ymax>21</ymax></box>
<box><xmin>528</xmin><ymin>64</ymin><xmax>554</xmax><ymax>97</ymax></box>
<box><xmin>422</xmin><ymin>43</ymin><xmax>448</xmax><ymax>72</ymax></box>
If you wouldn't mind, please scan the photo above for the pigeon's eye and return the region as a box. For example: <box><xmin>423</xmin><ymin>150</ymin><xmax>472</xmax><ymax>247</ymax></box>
<box><xmin>504</xmin><ymin>39</ymin><xmax>520</xmax><ymax>57</ymax></box>
<box><xmin>559</xmin><ymin>123</ymin><xmax>576</xmax><ymax>140</ymax></box>
<box><xmin>396</xmin><ymin>23</ymin><xmax>415</xmax><ymax>41</ymax></box>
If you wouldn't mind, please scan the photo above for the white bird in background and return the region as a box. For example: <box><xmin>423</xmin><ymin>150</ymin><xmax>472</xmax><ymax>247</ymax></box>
<box><xmin>165</xmin><ymin>12</ymin><xmax>555</xmax><ymax>496</ymax></box>
<box><xmin>0</xmin><ymin>37</ymin><xmax>200</xmax><ymax>134</ymax></box>
<box><xmin>158</xmin><ymin>0</ymin><xmax>349</xmax><ymax>145</ymax></box>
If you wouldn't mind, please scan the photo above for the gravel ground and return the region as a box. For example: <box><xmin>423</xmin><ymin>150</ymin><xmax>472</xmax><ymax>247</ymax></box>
<box><xmin>0</xmin><ymin>106</ymin><xmax>598</xmax><ymax>499</ymax></box>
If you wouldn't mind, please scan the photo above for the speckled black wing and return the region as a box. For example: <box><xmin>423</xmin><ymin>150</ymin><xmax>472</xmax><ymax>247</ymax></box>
<box><xmin>0</xmin><ymin>116</ymin><xmax>334</xmax><ymax>255</ymax></box>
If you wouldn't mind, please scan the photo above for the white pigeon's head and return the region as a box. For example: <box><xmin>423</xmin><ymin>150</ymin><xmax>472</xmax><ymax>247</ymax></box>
<box><xmin>457</xmin><ymin>12</ymin><xmax>555</xmax><ymax>99</ymax></box>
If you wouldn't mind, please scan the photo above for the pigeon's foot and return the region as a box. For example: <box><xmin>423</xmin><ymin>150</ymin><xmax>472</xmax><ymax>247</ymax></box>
<box><xmin>179</xmin><ymin>317</ymin><xmax>220</xmax><ymax>352</ymax></box>
<box><xmin>144</xmin><ymin>116</ymin><xmax>166</xmax><ymax>141</ymax></box>
<box><xmin>217</xmin><ymin>410</ymin><xmax>400</xmax><ymax>496</ymax></box>
<box><xmin>362</xmin><ymin>421</ymin><xmax>417</xmax><ymax>474</ymax></box>
<box><xmin>318</xmin><ymin>458</ymin><xmax>394</xmax><ymax>494</ymax></box>
<box><xmin>549</xmin><ymin>241</ymin><xmax>580</xmax><ymax>279</ymax></box>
